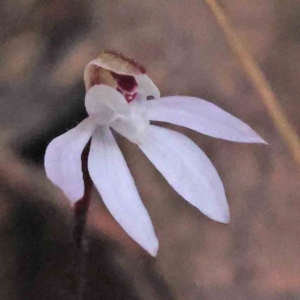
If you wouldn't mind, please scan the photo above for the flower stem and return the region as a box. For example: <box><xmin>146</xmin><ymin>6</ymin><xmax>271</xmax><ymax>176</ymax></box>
<box><xmin>203</xmin><ymin>0</ymin><xmax>300</xmax><ymax>170</ymax></box>
<box><xmin>73</xmin><ymin>142</ymin><xmax>92</xmax><ymax>300</ymax></box>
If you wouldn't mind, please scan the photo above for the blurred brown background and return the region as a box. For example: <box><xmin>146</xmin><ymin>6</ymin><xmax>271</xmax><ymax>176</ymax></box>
<box><xmin>1</xmin><ymin>0</ymin><xmax>300</xmax><ymax>299</ymax></box>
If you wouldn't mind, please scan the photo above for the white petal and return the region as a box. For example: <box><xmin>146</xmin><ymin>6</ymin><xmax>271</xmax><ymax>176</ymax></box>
<box><xmin>44</xmin><ymin>118</ymin><xmax>96</xmax><ymax>203</ymax></box>
<box><xmin>139</xmin><ymin>125</ymin><xmax>230</xmax><ymax>223</ymax></box>
<box><xmin>146</xmin><ymin>96</ymin><xmax>266</xmax><ymax>143</ymax></box>
<box><xmin>85</xmin><ymin>85</ymin><xmax>130</xmax><ymax>125</ymax></box>
<box><xmin>88</xmin><ymin>126</ymin><xmax>158</xmax><ymax>256</ymax></box>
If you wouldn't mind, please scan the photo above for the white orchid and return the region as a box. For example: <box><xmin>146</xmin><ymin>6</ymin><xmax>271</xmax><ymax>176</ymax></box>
<box><xmin>45</xmin><ymin>51</ymin><xmax>266</xmax><ymax>256</ymax></box>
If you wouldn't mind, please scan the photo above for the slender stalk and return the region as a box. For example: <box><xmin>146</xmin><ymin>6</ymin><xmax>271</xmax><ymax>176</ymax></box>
<box><xmin>73</xmin><ymin>142</ymin><xmax>92</xmax><ymax>300</ymax></box>
<box><xmin>203</xmin><ymin>0</ymin><xmax>300</xmax><ymax>169</ymax></box>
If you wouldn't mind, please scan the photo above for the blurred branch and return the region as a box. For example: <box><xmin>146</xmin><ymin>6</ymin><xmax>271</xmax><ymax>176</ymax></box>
<box><xmin>204</xmin><ymin>0</ymin><xmax>300</xmax><ymax>170</ymax></box>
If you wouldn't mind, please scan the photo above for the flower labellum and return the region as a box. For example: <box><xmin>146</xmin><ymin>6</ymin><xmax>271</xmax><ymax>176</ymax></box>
<box><xmin>45</xmin><ymin>51</ymin><xmax>267</xmax><ymax>256</ymax></box>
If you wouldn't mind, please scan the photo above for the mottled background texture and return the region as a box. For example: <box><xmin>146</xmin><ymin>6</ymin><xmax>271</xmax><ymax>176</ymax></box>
<box><xmin>1</xmin><ymin>1</ymin><xmax>300</xmax><ymax>299</ymax></box>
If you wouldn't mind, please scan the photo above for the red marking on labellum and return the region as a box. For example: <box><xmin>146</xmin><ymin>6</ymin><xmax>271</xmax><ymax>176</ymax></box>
<box><xmin>88</xmin><ymin>65</ymin><xmax>139</xmax><ymax>103</ymax></box>
<box><xmin>125</xmin><ymin>92</ymin><xmax>137</xmax><ymax>103</ymax></box>
<box><xmin>111</xmin><ymin>72</ymin><xmax>137</xmax><ymax>92</ymax></box>
<box><xmin>117</xmin><ymin>88</ymin><xmax>137</xmax><ymax>103</ymax></box>
<box><xmin>113</xmin><ymin>72</ymin><xmax>138</xmax><ymax>103</ymax></box>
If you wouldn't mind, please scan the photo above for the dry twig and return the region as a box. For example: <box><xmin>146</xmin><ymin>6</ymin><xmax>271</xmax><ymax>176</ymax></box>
<box><xmin>204</xmin><ymin>0</ymin><xmax>300</xmax><ymax>169</ymax></box>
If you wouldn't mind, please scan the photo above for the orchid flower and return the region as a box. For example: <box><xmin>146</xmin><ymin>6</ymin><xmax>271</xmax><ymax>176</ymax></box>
<box><xmin>45</xmin><ymin>51</ymin><xmax>266</xmax><ymax>256</ymax></box>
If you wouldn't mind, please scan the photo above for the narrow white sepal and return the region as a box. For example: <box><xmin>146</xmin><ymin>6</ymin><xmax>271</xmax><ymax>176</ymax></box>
<box><xmin>139</xmin><ymin>125</ymin><xmax>230</xmax><ymax>223</ymax></box>
<box><xmin>88</xmin><ymin>126</ymin><xmax>158</xmax><ymax>256</ymax></box>
<box><xmin>44</xmin><ymin>117</ymin><xmax>96</xmax><ymax>203</ymax></box>
<box><xmin>146</xmin><ymin>96</ymin><xmax>267</xmax><ymax>144</ymax></box>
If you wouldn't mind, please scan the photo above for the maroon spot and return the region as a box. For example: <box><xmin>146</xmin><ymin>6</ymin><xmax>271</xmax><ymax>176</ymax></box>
<box><xmin>125</xmin><ymin>92</ymin><xmax>137</xmax><ymax>103</ymax></box>
<box><xmin>111</xmin><ymin>72</ymin><xmax>137</xmax><ymax>92</ymax></box>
